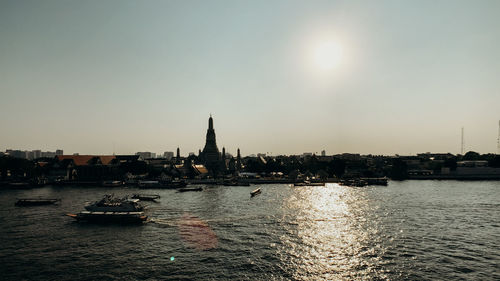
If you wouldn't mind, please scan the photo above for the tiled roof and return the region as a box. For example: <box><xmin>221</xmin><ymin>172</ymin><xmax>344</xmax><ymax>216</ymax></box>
<box><xmin>56</xmin><ymin>155</ymin><xmax>116</xmax><ymax>166</ymax></box>
<box><xmin>193</xmin><ymin>164</ymin><xmax>208</xmax><ymax>174</ymax></box>
<box><xmin>99</xmin><ymin>156</ymin><xmax>116</xmax><ymax>165</ymax></box>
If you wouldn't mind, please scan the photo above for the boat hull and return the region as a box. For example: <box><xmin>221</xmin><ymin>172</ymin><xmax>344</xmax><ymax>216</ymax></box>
<box><xmin>67</xmin><ymin>211</ymin><xmax>147</xmax><ymax>224</ymax></box>
<box><xmin>177</xmin><ymin>187</ymin><xmax>203</xmax><ymax>192</ymax></box>
<box><xmin>131</xmin><ymin>194</ymin><xmax>160</xmax><ymax>201</ymax></box>
<box><xmin>250</xmin><ymin>188</ymin><xmax>261</xmax><ymax>197</ymax></box>
<box><xmin>15</xmin><ymin>199</ymin><xmax>60</xmax><ymax>206</ymax></box>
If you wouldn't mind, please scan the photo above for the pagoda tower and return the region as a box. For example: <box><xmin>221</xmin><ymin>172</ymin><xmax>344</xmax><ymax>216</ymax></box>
<box><xmin>201</xmin><ymin>115</ymin><xmax>220</xmax><ymax>168</ymax></box>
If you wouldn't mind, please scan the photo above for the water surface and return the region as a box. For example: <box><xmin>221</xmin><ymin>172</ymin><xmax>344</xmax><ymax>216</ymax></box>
<box><xmin>0</xmin><ymin>181</ymin><xmax>498</xmax><ymax>280</ymax></box>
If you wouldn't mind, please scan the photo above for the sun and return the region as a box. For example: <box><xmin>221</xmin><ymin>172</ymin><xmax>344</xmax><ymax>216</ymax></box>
<box><xmin>312</xmin><ymin>41</ymin><xmax>343</xmax><ymax>71</ymax></box>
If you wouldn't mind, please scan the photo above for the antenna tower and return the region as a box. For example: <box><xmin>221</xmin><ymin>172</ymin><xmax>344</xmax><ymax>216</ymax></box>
<box><xmin>461</xmin><ymin>127</ymin><xmax>464</xmax><ymax>155</ymax></box>
<box><xmin>497</xmin><ymin>120</ymin><xmax>500</xmax><ymax>155</ymax></box>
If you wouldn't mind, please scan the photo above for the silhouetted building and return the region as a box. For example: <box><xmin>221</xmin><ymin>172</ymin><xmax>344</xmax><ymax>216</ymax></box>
<box><xmin>56</xmin><ymin>155</ymin><xmax>117</xmax><ymax>180</ymax></box>
<box><xmin>136</xmin><ymin>152</ymin><xmax>155</xmax><ymax>159</ymax></box>
<box><xmin>201</xmin><ymin>115</ymin><xmax>220</xmax><ymax>170</ymax></box>
<box><xmin>6</xmin><ymin>149</ymin><xmax>27</xmax><ymax>159</ymax></box>
<box><xmin>176</xmin><ymin>147</ymin><xmax>181</xmax><ymax>164</ymax></box>
<box><xmin>236</xmin><ymin>148</ymin><xmax>242</xmax><ymax>171</ymax></box>
<box><xmin>163</xmin><ymin>151</ymin><xmax>174</xmax><ymax>160</ymax></box>
<box><xmin>33</xmin><ymin>150</ymin><xmax>42</xmax><ymax>159</ymax></box>
<box><xmin>42</xmin><ymin>151</ymin><xmax>56</xmax><ymax>158</ymax></box>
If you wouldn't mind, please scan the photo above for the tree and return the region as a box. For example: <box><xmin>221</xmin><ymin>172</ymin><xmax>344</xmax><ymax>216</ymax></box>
<box><xmin>489</xmin><ymin>155</ymin><xmax>500</xmax><ymax>168</ymax></box>
<box><xmin>463</xmin><ymin>151</ymin><xmax>480</xmax><ymax>161</ymax></box>
<box><xmin>329</xmin><ymin>159</ymin><xmax>346</xmax><ymax>178</ymax></box>
<box><xmin>443</xmin><ymin>158</ymin><xmax>458</xmax><ymax>171</ymax></box>
<box><xmin>288</xmin><ymin>169</ymin><xmax>300</xmax><ymax>181</ymax></box>
<box><xmin>390</xmin><ymin>158</ymin><xmax>407</xmax><ymax>180</ymax></box>
<box><xmin>317</xmin><ymin>169</ymin><xmax>328</xmax><ymax>180</ymax></box>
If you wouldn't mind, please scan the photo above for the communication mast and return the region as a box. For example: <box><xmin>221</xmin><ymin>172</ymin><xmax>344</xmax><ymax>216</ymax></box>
<box><xmin>497</xmin><ymin>120</ymin><xmax>500</xmax><ymax>155</ymax></box>
<box><xmin>461</xmin><ymin>127</ymin><xmax>464</xmax><ymax>155</ymax></box>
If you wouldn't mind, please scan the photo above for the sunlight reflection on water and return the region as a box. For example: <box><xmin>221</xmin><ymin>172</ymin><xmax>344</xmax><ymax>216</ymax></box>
<box><xmin>279</xmin><ymin>183</ymin><xmax>388</xmax><ymax>280</ymax></box>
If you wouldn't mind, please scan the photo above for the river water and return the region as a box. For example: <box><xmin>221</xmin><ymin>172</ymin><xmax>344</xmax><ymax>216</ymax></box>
<box><xmin>0</xmin><ymin>181</ymin><xmax>498</xmax><ymax>280</ymax></box>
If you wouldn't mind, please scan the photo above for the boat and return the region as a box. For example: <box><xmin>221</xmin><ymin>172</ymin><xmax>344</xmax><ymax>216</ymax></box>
<box><xmin>15</xmin><ymin>198</ymin><xmax>60</xmax><ymax>206</ymax></box>
<box><xmin>177</xmin><ymin>187</ymin><xmax>203</xmax><ymax>192</ymax></box>
<box><xmin>160</xmin><ymin>180</ymin><xmax>188</xmax><ymax>189</ymax></box>
<box><xmin>223</xmin><ymin>179</ymin><xmax>250</xmax><ymax>186</ymax></box>
<box><xmin>137</xmin><ymin>180</ymin><xmax>160</xmax><ymax>188</ymax></box>
<box><xmin>250</xmin><ymin>188</ymin><xmax>261</xmax><ymax>197</ymax></box>
<box><xmin>138</xmin><ymin>180</ymin><xmax>187</xmax><ymax>189</ymax></box>
<box><xmin>101</xmin><ymin>180</ymin><xmax>124</xmax><ymax>187</ymax></box>
<box><xmin>131</xmin><ymin>194</ymin><xmax>160</xmax><ymax>201</ymax></box>
<box><xmin>339</xmin><ymin>178</ymin><xmax>368</xmax><ymax>187</ymax></box>
<box><xmin>361</xmin><ymin>177</ymin><xmax>388</xmax><ymax>186</ymax></box>
<box><xmin>85</xmin><ymin>194</ymin><xmax>144</xmax><ymax>212</ymax></box>
<box><xmin>293</xmin><ymin>181</ymin><xmax>325</xmax><ymax>187</ymax></box>
<box><xmin>7</xmin><ymin>182</ymin><xmax>32</xmax><ymax>189</ymax></box>
<box><xmin>66</xmin><ymin>211</ymin><xmax>147</xmax><ymax>224</ymax></box>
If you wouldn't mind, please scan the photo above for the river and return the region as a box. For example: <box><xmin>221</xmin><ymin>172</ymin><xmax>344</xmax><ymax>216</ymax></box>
<box><xmin>0</xmin><ymin>180</ymin><xmax>498</xmax><ymax>280</ymax></box>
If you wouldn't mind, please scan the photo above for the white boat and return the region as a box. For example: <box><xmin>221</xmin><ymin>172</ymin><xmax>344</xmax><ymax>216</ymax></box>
<box><xmin>85</xmin><ymin>195</ymin><xmax>144</xmax><ymax>212</ymax></box>
<box><xmin>250</xmin><ymin>188</ymin><xmax>261</xmax><ymax>197</ymax></box>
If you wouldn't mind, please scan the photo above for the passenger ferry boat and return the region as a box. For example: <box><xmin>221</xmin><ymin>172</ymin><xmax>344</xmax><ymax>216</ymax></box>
<box><xmin>85</xmin><ymin>194</ymin><xmax>144</xmax><ymax>212</ymax></box>
<box><xmin>68</xmin><ymin>195</ymin><xmax>147</xmax><ymax>224</ymax></box>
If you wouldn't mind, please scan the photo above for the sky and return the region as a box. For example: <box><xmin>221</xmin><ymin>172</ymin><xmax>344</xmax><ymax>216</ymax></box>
<box><xmin>1</xmin><ymin>0</ymin><xmax>499</xmax><ymax>156</ymax></box>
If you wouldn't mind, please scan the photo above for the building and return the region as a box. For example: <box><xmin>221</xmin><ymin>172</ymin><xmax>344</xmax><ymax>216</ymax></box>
<box><xmin>236</xmin><ymin>148</ymin><xmax>242</xmax><ymax>171</ymax></box>
<box><xmin>41</xmin><ymin>151</ymin><xmax>56</xmax><ymax>158</ymax></box>
<box><xmin>200</xmin><ymin>115</ymin><xmax>220</xmax><ymax>169</ymax></box>
<box><xmin>163</xmin><ymin>151</ymin><xmax>174</xmax><ymax>160</ymax></box>
<box><xmin>56</xmin><ymin>149</ymin><xmax>63</xmax><ymax>156</ymax></box>
<box><xmin>321</xmin><ymin>150</ymin><xmax>326</xmax><ymax>156</ymax></box>
<box><xmin>33</xmin><ymin>150</ymin><xmax>42</xmax><ymax>159</ymax></box>
<box><xmin>56</xmin><ymin>155</ymin><xmax>118</xmax><ymax>180</ymax></box>
<box><xmin>6</xmin><ymin>149</ymin><xmax>27</xmax><ymax>159</ymax></box>
<box><xmin>136</xmin><ymin>152</ymin><xmax>155</xmax><ymax>159</ymax></box>
<box><xmin>27</xmin><ymin>151</ymin><xmax>35</xmax><ymax>160</ymax></box>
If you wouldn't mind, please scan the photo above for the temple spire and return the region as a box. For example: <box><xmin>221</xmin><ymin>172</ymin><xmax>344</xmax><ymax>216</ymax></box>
<box><xmin>202</xmin><ymin>115</ymin><xmax>220</xmax><ymax>171</ymax></box>
<box><xmin>236</xmin><ymin>148</ymin><xmax>241</xmax><ymax>171</ymax></box>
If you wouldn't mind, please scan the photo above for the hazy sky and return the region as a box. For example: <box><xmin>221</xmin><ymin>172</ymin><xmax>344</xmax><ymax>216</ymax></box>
<box><xmin>1</xmin><ymin>0</ymin><xmax>499</xmax><ymax>156</ymax></box>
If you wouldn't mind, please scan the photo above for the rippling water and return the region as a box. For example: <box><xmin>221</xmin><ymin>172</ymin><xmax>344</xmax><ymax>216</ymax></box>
<box><xmin>0</xmin><ymin>181</ymin><xmax>498</xmax><ymax>280</ymax></box>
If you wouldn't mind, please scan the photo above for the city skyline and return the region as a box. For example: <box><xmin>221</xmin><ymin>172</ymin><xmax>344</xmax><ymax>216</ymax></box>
<box><xmin>1</xmin><ymin>0</ymin><xmax>499</xmax><ymax>155</ymax></box>
<box><xmin>2</xmin><ymin>115</ymin><xmax>498</xmax><ymax>157</ymax></box>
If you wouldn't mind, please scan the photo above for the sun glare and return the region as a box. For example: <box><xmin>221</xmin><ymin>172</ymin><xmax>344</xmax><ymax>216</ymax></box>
<box><xmin>312</xmin><ymin>41</ymin><xmax>343</xmax><ymax>71</ymax></box>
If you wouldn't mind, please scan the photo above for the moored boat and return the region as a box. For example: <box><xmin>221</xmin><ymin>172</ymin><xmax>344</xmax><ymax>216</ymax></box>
<box><xmin>177</xmin><ymin>187</ymin><xmax>203</xmax><ymax>192</ymax></box>
<box><xmin>101</xmin><ymin>180</ymin><xmax>124</xmax><ymax>187</ymax></box>
<box><xmin>294</xmin><ymin>181</ymin><xmax>325</xmax><ymax>187</ymax></box>
<box><xmin>131</xmin><ymin>194</ymin><xmax>160</xmax><ymax>201</ymax></box>
<box><xmin>223</xmin><ymin>179</ymin><xmax>250</xmax><ymax>186</ymax></box>
<box><xmin>15</xmin><ymin>198</ymin><xmax>60</xmax><ymax>206</ymax></box>
<box><xmin>7</xmin><ymin>182</ymin><xmax>32</xmax><ymax>189</ymax></box>
<box><xmin>361</xmin><ymin>177</ymin><xmax>388</xmax><ymax>186</ymax></box>
<box><xmin>339</xmin><ymin>178</ymin><xmax>368</xmax><ymax>187</ymax></box>
<box><xmin>138</xmin><ymin>180</ymin><xmax>187</xmax><ymax>189</ymax></box>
